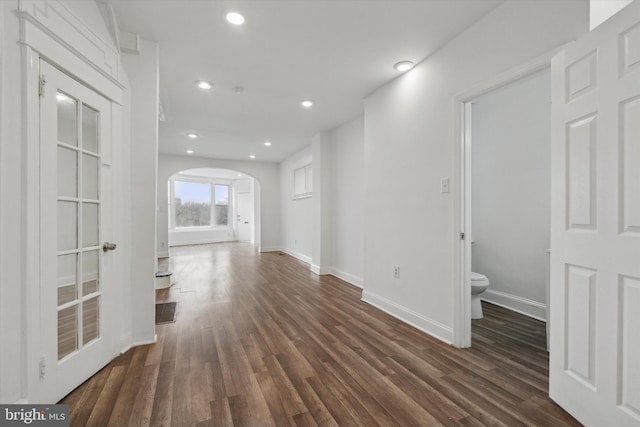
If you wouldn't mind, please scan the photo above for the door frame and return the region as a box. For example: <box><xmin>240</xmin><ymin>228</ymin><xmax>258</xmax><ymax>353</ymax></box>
<box><xmin>451</xmin><ymin>48</ymin><xmax>563</xmax><ymax>348</ymax></box>
<box><xmin>19</xmin><ymin>11</ymin><xmax>125</xmax><ymax>402</ymax></box>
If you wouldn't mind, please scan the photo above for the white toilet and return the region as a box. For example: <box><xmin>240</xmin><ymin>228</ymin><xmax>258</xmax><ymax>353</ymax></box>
<box><xmin>471</xmin><ymin>272</ymin><xmax>490</xmax><ymax>319</ymax></box>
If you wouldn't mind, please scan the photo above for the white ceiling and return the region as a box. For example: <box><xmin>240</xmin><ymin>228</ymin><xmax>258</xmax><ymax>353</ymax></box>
<box><xmin>111</xmin><ymin>0</ymin><xmax>502</xmax><ymax>163</ymax></box>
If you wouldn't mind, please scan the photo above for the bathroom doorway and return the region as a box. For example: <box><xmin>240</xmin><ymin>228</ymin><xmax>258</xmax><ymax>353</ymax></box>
<box><xmin>457</xmin><ymin>62</ymin><xmax>552</xmax><ymax>349</ymax></box>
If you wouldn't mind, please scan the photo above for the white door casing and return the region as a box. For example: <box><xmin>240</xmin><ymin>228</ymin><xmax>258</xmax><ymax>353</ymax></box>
<box><xmin>236</xmin><ymin>192</ymin><xmax>252</xmax><ymax>242</ymax></box>
<box><xmin>38</xmin><ymin>60</ymin><xmax>118</xmax><ymax>403</ymax></box>
<box><xmin>549</xmin><ymin>2</ymin><xmax>640</xmax><ymax>426</ymax></box>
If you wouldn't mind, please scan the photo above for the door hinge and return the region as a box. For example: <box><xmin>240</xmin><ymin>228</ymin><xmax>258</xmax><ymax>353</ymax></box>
<box><xmin>460</xmin><ymin>232</ymin><xmax>465</xmax><ymax>240</ymax></box>
<box><xmin>39</xmin><ymin>357</ymin><xmax>46</xmax><ymax>380</ymax></box>
<box><xmin>39</xmin><ymin>75</ymin><xmax>46</xmax><ymax>98</ymax></box>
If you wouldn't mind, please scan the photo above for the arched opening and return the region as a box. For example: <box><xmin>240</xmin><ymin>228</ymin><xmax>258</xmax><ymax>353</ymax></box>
<box><xmin>166</xmin><ymin>167</ymin><xmax>260</xmax><ymax>249</ymax></box>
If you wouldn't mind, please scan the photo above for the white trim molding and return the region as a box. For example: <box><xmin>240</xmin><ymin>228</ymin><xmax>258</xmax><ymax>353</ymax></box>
<box><xmin>259</xmin><ymin>246</ymin><xmax>281</xmax><ymax>253</ymax></box>
<box><xmin>362</xmin><ymin>291</ymin><xmax>453</xmax><ymax>345</ymax></box>
<box><xmin>310</xmin><ymin>264</ymin><xmax>331</xmax><ymax>275</ymax></box>
<box><xmin>481</xmin><ymin>290</ymin><xmax>547</xmax><ymax>322</ymax></box>
<box><xmin>330</xmin><ymin>268</ymin><xmax>363</xmax><ymax>288</ymax></box>
<box><xmin>280</xmin><ymin>248</ymin><xmax>312</xmax><ymax>265</ymax></box>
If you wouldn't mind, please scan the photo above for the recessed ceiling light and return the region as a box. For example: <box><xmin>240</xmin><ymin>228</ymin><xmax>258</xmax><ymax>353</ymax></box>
<box><xmin>187</xmin><ymin>133</ymin><xmax>199</xmax><ymax>139</ymax></box>
<box><xmin>226</xmin><ymin>11</ymin><xmax>245</xmax><ymax>25</ymax></box>
<box><xmin>264</xmin><ymin>141</ymin><xmax>272</xmax><ymax>147</ymax></box>
<box><xmin>249</xmin><ymin>154</ymin><xmax>256</xmax><ymax>159</ymax></box>
<box><xmin>394</xmin><ymin>61</ymin><xmax>414</xmax><ymax>72</ymax></box>
<box><xmin>186</xmin><ymin>149</ymin><xmax>194</xmax><ymax>154</ymax></box>
<box><xmin>196</xmin><ymin>80</ymin><xmax>213</xmax><ymax>90</ymax></box>
<box><xmin>301</xmin><ymin>99</ymin><xmax>314</xmax><ymax>108</ymax></box>
<box><xmin>237</xmin><ymin>174</ymin><xmax>242</xmax><ymax>177</ymax></box>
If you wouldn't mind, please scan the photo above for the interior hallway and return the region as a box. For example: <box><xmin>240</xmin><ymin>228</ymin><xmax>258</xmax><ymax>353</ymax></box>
<box><xmin>61</xmin><ymin>243</ymin><xmax>581</xmax><ymax>426</ymax></box>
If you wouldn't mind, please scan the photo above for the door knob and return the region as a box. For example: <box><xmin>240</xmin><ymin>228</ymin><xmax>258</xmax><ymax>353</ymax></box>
<box><xmin>103</xmin><ymin>242</ymin><xmax>117</xmax><ymax>252</ymax></box>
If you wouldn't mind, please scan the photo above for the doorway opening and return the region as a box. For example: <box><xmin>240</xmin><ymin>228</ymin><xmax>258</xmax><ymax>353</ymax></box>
<box><xmin>157</xmin><ymin>167</ymin><xmax>260</xmax><ymax>289</ymax></box>
<box><xmin>456</xmin><ymin>58</ymin><xmax>553</xmax><ymax>349</ymax></box>
<box><xmin>167</xmin><ymin>167</ymin><xmax>258</xmax><ymax>248</ymax></box>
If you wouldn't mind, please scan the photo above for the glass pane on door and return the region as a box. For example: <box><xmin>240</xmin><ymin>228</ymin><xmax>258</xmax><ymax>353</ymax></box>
<box><xmin>58</xmin><ymin>202</ymin><xmax>78</xmax><ymax>251</ymax></box>
<box><xmin>57</xmin><ymin>254</ymin><xmax>77</xmax><ymax>305</ymax></box>
<box><xmin>58</xmin><ymin>306</ymin><xmax>78</xmax><ymax>359</ymax></box>
<box><xmin>82</xmin><ymin>105</ymin><xmax>99</xmax><ymax>154</ymax></box>
<box><xmin>57</xmin><ymin>93</ymin><xmax>77</xmax><ymax>147</ymax></box>
<box><xmin>58</xmin><ymin>147</ymin><xmax>78</xmax><ymax>197</ymax></box>
<box><xmin>82</xmin><ymin>251</ymin><xmax>99</xmax><ymax>296</ymax></box>
<box><xmin>82</xmin><ymin>154</ymin><xmax>99</xmax><ymax>200</ymax></box>
<box><xmin>82</xmin><ymin>297</ymin><xmax>99</xmax><ymax>345</ymax></box>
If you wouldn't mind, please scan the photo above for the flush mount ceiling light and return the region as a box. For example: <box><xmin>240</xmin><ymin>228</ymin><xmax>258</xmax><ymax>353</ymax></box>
<box><xmin>249</xmin><ymin>154</ymin><xmax>256</xmax><ymax>159</ymax></box>
<box><xmin>187</xmin><ymin>132</ymin><xmax>199</xmax><ymax>139</ymax></box>
<box><xmin>225</xmin><ymin>11</ymin><xmax>245</xmax><ymax>25</ymax></box>
<box><xmin>264</xmin><ymin>141</ymin><xmax>272</xmax><ymax>147</ymax></box>
<box><xmin>237</xmin><ymin>174</ymin><xmax>243</xmax><ymax>177</ymax></box>
<box><xmin>300</xmin><ymin>99</ymin><xmax>314</xmax><ymax>108</ymax></box>
<box><xmin>186</xmin><ymin>149</ymin><xmax>194</xmax><ymax>154</ymax></box>
<box><xmin>394</xmin><ymin>61</ymin><xmax>414</xmax><ymax>72</ymax></box>
<box><xmin>196</xmin><ymin>80</ymin><xmax>213</xmax><ymax>90</ymax></box>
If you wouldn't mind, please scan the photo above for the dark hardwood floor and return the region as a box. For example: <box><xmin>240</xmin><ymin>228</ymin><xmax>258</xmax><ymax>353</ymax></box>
<box><xmin>61</xmin><ymin>242</ymin><xmax>581</xmax><ymax>426</ymax></box>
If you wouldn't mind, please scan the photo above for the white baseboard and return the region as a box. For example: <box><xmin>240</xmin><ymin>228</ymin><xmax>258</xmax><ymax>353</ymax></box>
<box><xmin>310</xmin><ymin>264</ymin><xmax>331</xmax><ymax>275</ymax></box>
<box><xmin>362</xmin><ymin>290</ymin><xmax>453</xmax><ymax>344</ymax></box>
<box><xmin>169</xmin><ymin>238</ymin><xmax>235</xmax><ymax>247</ymax></box>
<box><xmin>330</xmin><ymin>268</ymin><xmax>363</xmax><ymax>288</ymax></box>
<box><xmin>130</xmin><ymin>334</ymin><xmax>158</xmax><ymax>348</ymax></box>
<box><xmin>259</xmin><ymin>246</ymin><xmax>281</xmax><ymax>253</ymax></box>
<box><xmin>280</xmin><ymin>247</ymin><xmax>312</xmax><ymax>265</ymax></box>
<box><xmin>481</xmin><ymin>289</ymin><xmax>546</xmax><ymax>322</ymax></box>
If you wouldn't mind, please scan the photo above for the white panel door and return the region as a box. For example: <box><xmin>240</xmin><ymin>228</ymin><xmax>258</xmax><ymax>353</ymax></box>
<box><xmin>236</xmin><ymin>192</ymin><xmax>252</xmax><ymax>242</ymax></box>
<box><xmin>38</xmin><ymin>61</ymin><xmax>117</xmax><ymax>403</ymax></box>
<box><xmin>550</xmin><ymin>2</ymin><xmax>640</xmax><ymax>425</ymax></box>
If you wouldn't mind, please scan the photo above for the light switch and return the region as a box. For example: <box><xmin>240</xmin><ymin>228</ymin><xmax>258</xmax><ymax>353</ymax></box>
<box><xmin>441</xmin><ymin>178</ymin><xmax>450</xmax><ymax>193</ymax></box>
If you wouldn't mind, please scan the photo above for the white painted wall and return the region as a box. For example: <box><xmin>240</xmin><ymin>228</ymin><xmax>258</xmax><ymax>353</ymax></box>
<box><xmin>590</xmin><ymin>0</ymin><xmax>634</xmax><ymax>30</ymax></box>
<box><xmin>157</xmin><ymin>153</ymin><xmax>281</xmax><ymax>252</ymax></box>
<box><xmin>121</xmin><ymin>39</ymin><xmax>158</xmax><ymax>345</ymax></box>
<box><xmin>0</xmin><ymin>0</ymin><xmax>25</xmax><ymax>403</ymax></box>
<box><xmin>329</xmin><ymin>116</ymin><xmax>365</xmax><ymax>287</ymax></box>
<box><xmin>471</xmin><ymin>69</ymin><xmax>551</xmax><ymax>321</ymax></box>
<box><xmin>280</xmin><ymin>146</ymin><xmax>314</xmax><ymax>263</ymax></box>
<box><xmin>311</xmin><ymin>133</ymin><xmax>332</xmax><ymax>274</ymax></box>
<box><xmin>362</xmin><ymin>1</ymin><xmax>587</xmax><ymax>344</ymax></box>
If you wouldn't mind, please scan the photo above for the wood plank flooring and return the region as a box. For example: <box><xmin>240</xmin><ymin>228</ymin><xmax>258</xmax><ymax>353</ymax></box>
<box><xmin>61</xmin><ymin>243</ymin><xmax>581</xmax><ymax>426</ymax></box>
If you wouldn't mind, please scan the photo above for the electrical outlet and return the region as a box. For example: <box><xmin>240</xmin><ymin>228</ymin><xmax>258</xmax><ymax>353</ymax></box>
<box><xmin>393</xmin><ymin>265</ymin><xmax>400</xmax><ymax>279</ymax></box>
<box><xmin>441</xmin><ymin>177</ymin><xmax>450</xmax><ymax>193</ymax></box>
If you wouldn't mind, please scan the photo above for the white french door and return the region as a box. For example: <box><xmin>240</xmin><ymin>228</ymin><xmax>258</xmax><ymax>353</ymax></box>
<box><xmin>38</xmin><ymin>61</ymin><xmax>117</xmax><ymax>403</ymax></box>
<box><xmin>549</xmin><ymin>2</ymin><xmax>640</xmax><ymax>425</ymax></box>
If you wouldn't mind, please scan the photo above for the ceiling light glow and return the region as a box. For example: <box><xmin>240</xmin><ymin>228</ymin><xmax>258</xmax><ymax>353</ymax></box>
<box><xmin>196</xmin><ymin>80</ymin><xmax>213</xmax><ymax>90</ymax></box>
<box><xmin>56</xmin><ymin>93</ymin><xmax>73</xmax><ymax>103</ymax></box>
<box><xmin>187</xmin><ymin>133</ymin><xmax>199</xmax><ymax>139</ymax></box>
<box><xmin>226</xmin><ymin>11</ymin><xmax>245</xmax><ymax>25</ymax></box>
<box><xmin>249</xmin><ymin>154</ymin><xmax>256</xmax><ymax>159</ymax></box>
<box><xmin>264</xmin><ymin>141</ymin><xmax>272</xmax><ymax>147</ymax></box>
<box><xmin>300</xmin><ymin>99</ymin><xmax>314</xmax><ymax>108</ymax></box>
<box><xmin>186</xmin><ymin>149</ymin><xmax>194</xmax><ymax>154</ymax></box>
<box><xmin>394</xmin><ymin>61</ymin><xmax>414</xmax><ymax>72</ymax></box>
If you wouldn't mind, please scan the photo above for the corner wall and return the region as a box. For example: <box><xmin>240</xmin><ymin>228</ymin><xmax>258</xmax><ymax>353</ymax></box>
<box><xmin>121</xmin><ymin>39</ymin><xmax>159</xmax><ymax>345</ymax></box>
<box><xmin>279</xmin><ymin>146</ymin><xmax>313</xmax><ymax>263</ymax></box>
<box><xmin>362</xmin><ymin>0</ymin><xmax>587</xmax><ymax>344</ymax></box>
<box><xmin>329</xmin><ymin>116</ymin><xmax>365</xmax><ymax>286</ymax></box>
